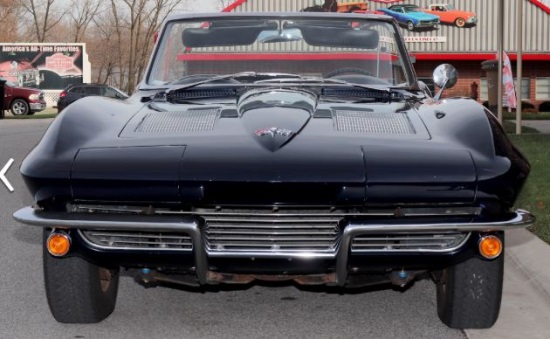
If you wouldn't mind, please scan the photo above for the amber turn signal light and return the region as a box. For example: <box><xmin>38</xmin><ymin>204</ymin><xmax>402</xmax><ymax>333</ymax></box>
<box><xmin>47</xmin><ymin>231</ymin><xmax>71</xmax><ymax>257</ymax></box>
<box><xmin>478</xmin><ymin>235</ymin><xmax>502</xmax><ymax>259</ymax></box>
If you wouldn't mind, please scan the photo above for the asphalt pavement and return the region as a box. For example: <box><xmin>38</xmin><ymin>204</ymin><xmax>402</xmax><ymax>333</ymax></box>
<box><xmin>1</xmin><ymin>118</ymin><xmax>549</xmax><ymax>338</ymax></box>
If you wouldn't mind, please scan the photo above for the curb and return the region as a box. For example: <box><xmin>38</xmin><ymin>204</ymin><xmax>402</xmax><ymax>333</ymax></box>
<box><xmin>505</xmin><ymin>228</ymin><xmax>550</xmax><ymax>302</ymax></box>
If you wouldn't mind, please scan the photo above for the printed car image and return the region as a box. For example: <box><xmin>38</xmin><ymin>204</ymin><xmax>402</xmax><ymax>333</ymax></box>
<box><xmin>378</xmin><ymin>4</ymin><xmax>440</xmax><ymax>30</ymax></box>
<box><xmin>13</xmin><ymin>12</ymin><xmax>534</xmax><ymax>330</ymax></box>
<box><xmin>423</xmin><ymin>3</ymin><xmax>477</xmax><ymax>27</ymax></box>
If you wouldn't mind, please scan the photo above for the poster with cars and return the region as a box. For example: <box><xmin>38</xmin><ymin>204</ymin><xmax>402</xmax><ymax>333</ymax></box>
<box><xmin>0</xmin><ymin>43</ymin><xmax>87</xmax><ymax>90</ymax></box>
<box><xmin>360</xmin><ymin>0</ymin><xmax>549</xmax><ymax>53</ymax></box>
<box><xmin>368</xmin><ymin>0</ymin><xmax>478</xmax><ymax>32</ymax></box>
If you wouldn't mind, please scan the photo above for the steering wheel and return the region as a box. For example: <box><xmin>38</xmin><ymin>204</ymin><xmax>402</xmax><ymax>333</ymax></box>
<box><xmin>324</xmin><ymin>68</ymin><xmax>373</xmax><ymax>78</ymax></box>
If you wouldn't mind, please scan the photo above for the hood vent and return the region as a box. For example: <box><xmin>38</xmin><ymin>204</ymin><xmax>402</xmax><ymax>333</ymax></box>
<box><xmin>333</xmin><ymin>110</ymin><xmax>416</xmax><ymax>135</ymax></box>
<box><xmin>167</xmin><ymin>89</ymin><xmax>237</xmax><ymax>101</ymax></box>
<box><xmin>135</xmin><ymin>109</ymin><xmax>220</xmax><ymax>133</ymax></box>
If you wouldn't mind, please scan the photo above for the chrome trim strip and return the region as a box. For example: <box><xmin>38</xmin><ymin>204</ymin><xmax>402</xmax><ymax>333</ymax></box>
<box><xmin>77</xmin><ymin>230</ymin><xmax>193</xmax><ymax>252</ymax></box>
<box><xmin>350</xmin><ymin>232</ymin><xmax>471</xmax><ymax>253</ymax></box>
<box><xmin>335</xmin><ymin>209</ymin><xmax>535</xmax><ymax>286</ymax></box>
<box><xmin>13</xmin><ymin>207</ymin><xmax>208</xmax><ymax>284</ymax></box>
<box><xmin>68</xmin><ymin>204</ymin><xmax>482</xmax><ymax>218</ymax></box>
<box><xmin>13</xmin><ymin>207</ymin><xmax>535</xmax><ymax>286</ymax></box>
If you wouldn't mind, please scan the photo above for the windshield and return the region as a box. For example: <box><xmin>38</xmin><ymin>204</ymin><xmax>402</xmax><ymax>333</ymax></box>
<box><xmin>0</xmin><ymin>78</ymin><xmax>17</xmax><ymax>87</ymax></box>
<box><xmin>403</xmin><ymin>6</ymin><xmax>421</xmax><ymax>13</ymax></box>
<box><xmin>148</xmin><ymin>15</ymin><xmax>411</xmax><ymax>88</ymax></box>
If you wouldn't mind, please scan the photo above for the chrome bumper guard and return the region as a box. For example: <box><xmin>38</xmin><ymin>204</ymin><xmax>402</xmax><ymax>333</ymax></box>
<box><xmin>13</xmin><ymin>207</ymin><xmax>535</xmax><ymax>286</ymax></box>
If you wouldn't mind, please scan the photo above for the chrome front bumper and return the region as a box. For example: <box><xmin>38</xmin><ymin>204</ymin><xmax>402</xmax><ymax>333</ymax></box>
<box><xmin>29</xmin><ymin>102</ymin><xmax>46</xmax><ymax>111</ymax></box>
<box><xmin>13</xmin><ymin>207</ymin><xmax>535</xmax><ymax>286</ymax></box>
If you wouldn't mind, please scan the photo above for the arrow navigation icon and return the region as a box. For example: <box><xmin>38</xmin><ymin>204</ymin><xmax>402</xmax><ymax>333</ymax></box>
<box><xmin>1</xmin><ymin>158</ymin><xmax>14</xmax><ymax>192</ymax></box>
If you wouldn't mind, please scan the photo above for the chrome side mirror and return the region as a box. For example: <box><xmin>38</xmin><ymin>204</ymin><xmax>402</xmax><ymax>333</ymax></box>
<box><xmin>433</xmin><ymin>64</ymin><xmax>458</xmax><ymax>100</ymax></box>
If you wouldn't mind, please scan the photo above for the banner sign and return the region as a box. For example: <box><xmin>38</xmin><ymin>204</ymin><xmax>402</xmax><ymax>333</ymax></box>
<box><xmin>500</xmin><ymin>51</ymin><xmax>517</xmax><ymax>110</ymax></box>
<box><xmin>0</xmin><ymin>43</ymin><xmax>85</xmax><ymax>90</ymax></box>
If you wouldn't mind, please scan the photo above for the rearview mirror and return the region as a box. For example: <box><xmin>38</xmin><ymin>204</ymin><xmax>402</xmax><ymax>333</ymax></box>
<box><xmin>182</xmin><ymin>20</ymin><xmax>278</xmax><ymax>47</ymax></box>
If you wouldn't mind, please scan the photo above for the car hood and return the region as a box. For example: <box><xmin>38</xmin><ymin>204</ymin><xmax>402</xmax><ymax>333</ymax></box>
<box><xmin>55</xmin><ymin>89</ymin><xmax>481</xmax><ymax>205</ymax></box>
<box><xmin>9</xmin><ymin>86</ymin><xmax>42</xmax><ymax>94</ymax></box>
<box><xmin>404</xmin><ymin>12</ymin><xmax>439</xmax><ymax>20</ymax></box>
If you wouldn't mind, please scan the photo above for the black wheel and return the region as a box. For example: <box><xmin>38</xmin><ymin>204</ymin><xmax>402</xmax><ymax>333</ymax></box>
<box><xmin>406</xmin><ymin>21</ymin><xmax>415</xmax><ymax>31</ymax></box>
<box><xmin>435</xmin><ymin>236</ymin><xmax>504</xmax><ymax>329</ymax></box>
<box><xmin>43</xmin><ymin>229</ymin><xmax>120</xmax><ymax>323</ymax></box>
<box><xmin>455</xmin><ymin>17</ymin><xmax>466</xmax><ymax>28</ymax></box>
<box><xmin>324</xmin><ymin>68</ymin><xmax>373</xmax><ymax>78</ymax></box>
<box><xmin>0</xmin><ymin>110</ymin><xmax>5</xmax><ymax>119</ymax></box>
<box><xmin>10</xmin><ymin>99</ymin><xmax>30</xmax><ymax>115</ymax></box>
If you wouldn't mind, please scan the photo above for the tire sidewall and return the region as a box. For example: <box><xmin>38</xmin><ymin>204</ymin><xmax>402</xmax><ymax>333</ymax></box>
<box><xmin>43</xmin><ymin>229</ymin><xmax>120</xmax><ymax>323</ymax></box>
<box><xmin>10</xmin><ymin>99</ymin><xmax>30</xmax><ymax>116</ymax></box>
<box><xmin>436</xmin><ymin>233</ymin><xmax>505</xmax><ymax>329</ymax></box>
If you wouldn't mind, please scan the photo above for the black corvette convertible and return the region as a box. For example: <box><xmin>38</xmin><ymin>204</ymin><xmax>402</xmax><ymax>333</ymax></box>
<box><xmin>14</xmin><ymin>12</ymin><xmax>534</xmax><ymax>328</ymax></box>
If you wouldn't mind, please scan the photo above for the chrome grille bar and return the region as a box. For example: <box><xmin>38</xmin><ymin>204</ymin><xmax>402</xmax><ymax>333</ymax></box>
<box><xmin>204</xmin><ymin>213</ymin><xmax>341</xmax><ymax>255</ymax></box>
<box><xmin>79</xmin><ymin>230</ymin><xmax>193</xmax><ymax>251</ymax></box>
<box><xmin>352</xmin><ymin>232</ymin><xmax>470</xmax><ymax>252</ymax></box>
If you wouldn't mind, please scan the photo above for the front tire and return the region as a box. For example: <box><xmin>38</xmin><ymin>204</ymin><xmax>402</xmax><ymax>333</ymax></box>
<box><xmin>10</xmin><ymin>99</ymin><xmax>30</xmax><ymax>115</ymax></box>
<box><xmin>436</xmin><ymin>237</ymin><xmax>504</xmax><ymax>329</ymax></box>
<box><xmin>455</xmin><ymin>17</ymin><xmax>466</xmax><ymax>27</ymax></box>
<box><xmin>43</xmin><ymin>229</ymin><xmax>120</xmax><ymax>323</ymax></box>
<box><xmin>406</xmin><ymin>21</ymin><xmax>415</xmax><ymax>31</ymax></box>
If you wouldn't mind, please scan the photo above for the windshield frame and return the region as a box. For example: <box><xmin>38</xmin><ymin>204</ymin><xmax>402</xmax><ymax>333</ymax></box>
<box><xmin>141</xmin><ymin>12</ymin><xmax>418</xmax><ymax>91</ymax></box>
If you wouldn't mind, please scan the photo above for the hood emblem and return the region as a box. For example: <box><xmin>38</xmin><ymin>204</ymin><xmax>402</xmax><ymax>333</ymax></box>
<box><xmin>255</xmin><ymin>127</ymin><xmax>293</xmax><ymax>138</ymax></box>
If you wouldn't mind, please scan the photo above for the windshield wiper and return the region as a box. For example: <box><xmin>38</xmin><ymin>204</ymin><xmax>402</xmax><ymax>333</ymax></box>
<box><xmin>256</xmin><ymin>75</ymin><xmax>394</xmax><ymax>93</ymax></box>
<box><xmin>166</xmin><ymin>72</ymin><xmax>308</xmax><ymax>95</ymax></box>
<box><xmin>166</xmin><ymin>72</ymin><xmax>255</xmax><ymax>94</ymax></box>
<box><xmin>165</xmin><ymin>73</ymin><xmax>413</xmax><ymax>102</ymax></box>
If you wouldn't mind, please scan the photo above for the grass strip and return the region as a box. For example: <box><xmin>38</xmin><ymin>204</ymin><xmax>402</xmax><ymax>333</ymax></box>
<box><xmin>509</xmin><ymin>134</ymin><xmax>550</xmax><ymax>244</ymax></box>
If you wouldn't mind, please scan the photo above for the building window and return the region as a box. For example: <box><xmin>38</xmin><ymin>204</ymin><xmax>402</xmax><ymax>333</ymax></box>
<box><xmin>480</xmin><ymin>78</ymin><xmax>530</xmax><ymax>101</ymax></box>
<box><xmin>536</xmin><ymin>78</ymin><xmax>550</xmax><ymax>100</ymax></box>
<box><xmin>480</xmin><ymin>78</ymin><xmax>488</xmax><ymax>101</ymax></box>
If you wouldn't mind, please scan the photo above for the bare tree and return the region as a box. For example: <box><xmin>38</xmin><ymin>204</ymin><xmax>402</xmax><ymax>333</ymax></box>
<box><xmin>108</xmin><ymin>0</ymin><xmax>186</xmax><ymax>93</ymax></box>
<box><xmin>0</xmin><ymin>0</ymin><xmax>22</xmax><ymax>41</ymax></box>
<box><xmin>68</xmin><ymin>0</ymin><xmax>103</xmax><ymax>43</ymax></box>
<box><xmin>20</xmin><ymin>0</ymin><xmax>67</xmax><ymax>42</ymax></box>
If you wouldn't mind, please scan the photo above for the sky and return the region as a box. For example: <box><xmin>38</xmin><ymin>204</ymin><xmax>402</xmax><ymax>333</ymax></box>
<box><xmin>54</xmin><ymin>0</ymin><xmax>222</xmax><ymax>13</ymax></box>
<box><xmin>185</xmin><ymin>0</ymin><xmax>220</xmax><ymax>12</ymax></box>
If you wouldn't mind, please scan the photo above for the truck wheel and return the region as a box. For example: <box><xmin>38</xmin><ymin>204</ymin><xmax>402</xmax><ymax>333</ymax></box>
<box><xmin>43</xmin><ymin>229</ymin><xmax>120</xmax><ymax>323</ymax></box>
<box><xmin>406</xmin><ymin>21</ymin><xmax>415</xmax><ymax>31</ymax></box>
<box><xmin>10</xmin><ymin>99</ymin><xmax>30</xmax><ymax>115</ymax></box>
<box><xmin>455</xmin><ymin>18</ymin><xmax>466</xmax><ymax>27</ymax></box>
<box><xmin>435</xmin><ymin>240</ymin><xmax>504</xmax><ymax>329</ymax></box>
